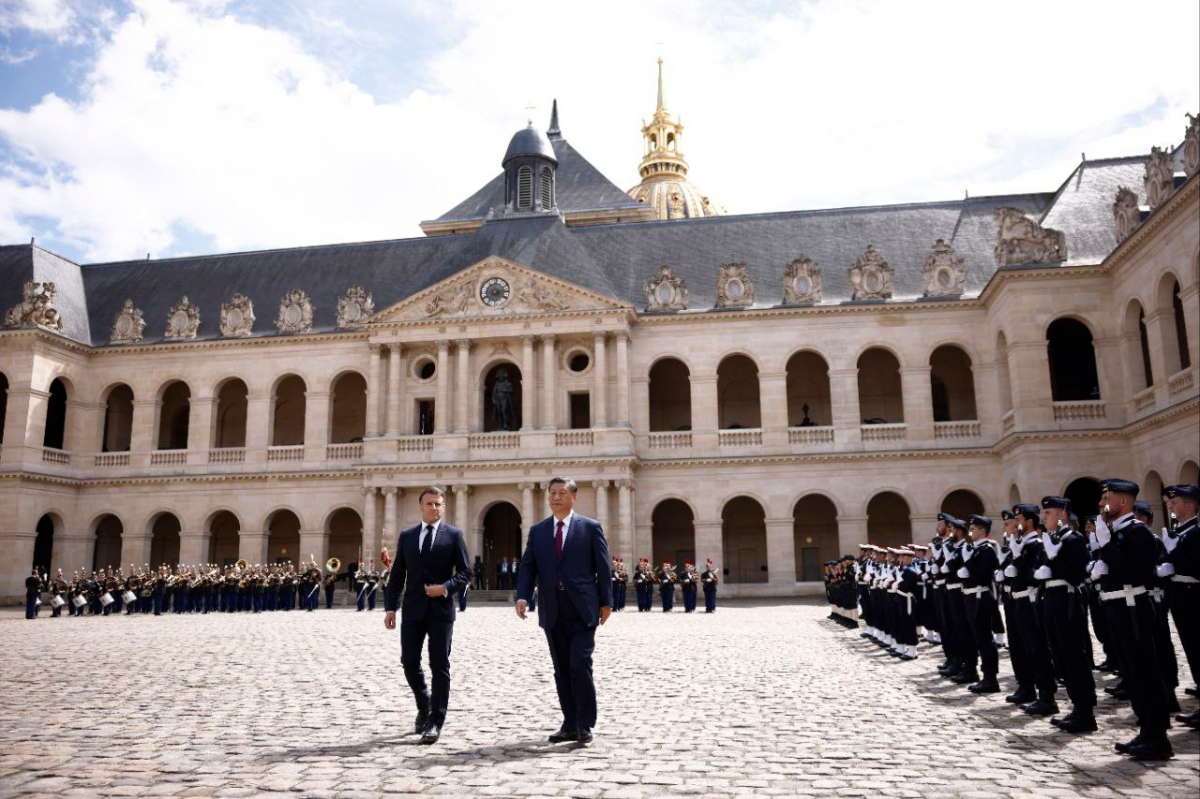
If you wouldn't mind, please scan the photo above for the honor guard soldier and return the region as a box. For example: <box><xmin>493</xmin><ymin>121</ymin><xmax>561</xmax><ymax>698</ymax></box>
<box><xmin>303</xmin><ymin>562</ymin><xmax>321</xmax><ymax>611</ymax></box>
<box><xmin>324</xmin><ymin>565</ymin><xmax>339</xmax><ymax>609</ymax></box>
<box><xmin>658</xmin><ymin>559</ymin><xmax>677</xmax><ymax>611</ymax></box>
<box><xmin>611</xmin><ymin>558</ymin><xmax>623</xmax><ymax>612</ymax></box>
<box><xmin>940</xmin><ymin>517</ymin><xmax>979</xmax><ymax>686</ymax></box>
<box><xmin>49</xmin><ymin>570</ymin><xmax>67</xmax><ymax>618</ymax></box>
<box><xmin>702</xmin><ymin>558</ymin><xmax>719</xmax><ymax>613</ymax></box>
<box><xmin>1092</xmin><ymin>478</ymin><xmax>1173</xmax><ymax>760</ymax></box>
<box><xmin>365</xmin><ymin>560</ymin><xmax>380</xmax><ymax>610</ymax></box>
<box><xmin>634</xmin><ymin>558</ymin><xmax>652</xmax><ymax>612</ymax></box>
<box><xmin>1008</xmin><ymin>503</ymin><xmax>1059</xmax><ymax>716</ymax></box>
<box><xmin>958</xmin><ymin>515</ymin><xmax>1001</xmax><ymax>693</ymax></box>
<box><xmin>1159</xmin><ymin>483</ymin><xmax>1199</xmax><ymax>728</ymax></box>
<box><xmin>1135</xmin><ymin>500</ymin><xmax>1180</xmax><ymax>706</ymax></box>
<box><xmin>615</xmin><ymin>559</ymin><xmax>628</xmax><ymax>611</ymax></box>
<box><xmin>680</xmin><ymin>560</ymin><xmax>699</xmax><ymax>612</ymax></box>
<box><xmin>995</xmin><ymin>509</ymin><xmax>1036</xmax><ymax>705</ymax></box>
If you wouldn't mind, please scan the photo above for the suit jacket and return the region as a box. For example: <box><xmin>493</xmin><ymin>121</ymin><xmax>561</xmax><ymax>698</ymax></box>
<box><xmin>383</xmin><ymin>522</ymin><xmax>472</xmax><ymax>622</ymax></box>
<box><xmin>517</xmin><ymin>514</ymin><xmax>612</xmax><ymax>629</ymax></box>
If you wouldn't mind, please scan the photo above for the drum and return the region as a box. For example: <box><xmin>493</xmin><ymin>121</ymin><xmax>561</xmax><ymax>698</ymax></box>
<box><xmin>122</xmin><ymin>591</ymin><xmax>137</xmax><ymax>604</ymax></box>
<box><xmin>52</xmin><ymin>595</ymin><xmax>66</xmax><ymax>608</ymax></box>
<box><xmin>72</xmin><ymin>595</ymin><xmax>87</xmax><ymax>608</ymax></box>
<box><xmin>99</xmin><ymin>592</ymin><xmax>114</xmax><ymax>606</ymax></box>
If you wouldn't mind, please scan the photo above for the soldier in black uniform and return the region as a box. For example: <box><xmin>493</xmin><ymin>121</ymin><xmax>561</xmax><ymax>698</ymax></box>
<box><xmin>1008</xmin><ymin>503</ymin><xmax>1059</xmax><ymax>716</ymax></box>
<box><xmin>25</xmin><ymin>568</ymin><xmax>43</xmax><ymax>619</ymax></box>
<box><xmin>634</xmin><ymin>558</ymin><xmax>651</xmax><ymax>612</ymax></box>
<box><xmin>702</xmin><ymin>558</ymin><xmax>719</xmax><ymax>613</ymax></box>
<box><xmin>1092</xmin><ymin>479</ymin><xmax>1172</xmax><ymax>760</ymax></box>
<box><xmin>941</xmin><ymin>517</ymin><xmax>978</xmax><ymax>685</ymax></box>
<box><xmin>1134</xmin><ymin>501</ymin><xmax>1179</xmax><ymax>713</ymax></box>
<box><xmin>1159</xmin><ymin>483</ymin><xmax>1199</xmax><ymax>728</ymax></box>
<box><xmin>657</xmin><ymin>559</ymin><xmax>677</xmax><ymax>612</ymax></box>
<box><xmin>1036</xmin><ymin>496</ymin><xmax>1097</xmax><ymax>733</ymax></box>
<box><xmin>679</xmin><ymin>560</ymin><xmax>699</xmax><ymax>613</ymax></box>
<box><xmin>958</xmin><ymin>514</ymin><xmax>1001</xmax><ymax>693</ymax></box>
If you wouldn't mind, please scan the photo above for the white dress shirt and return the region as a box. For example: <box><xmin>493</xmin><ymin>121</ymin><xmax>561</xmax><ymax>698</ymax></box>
<box><xmin>551</xmin><ymin>510</ymin><xmax>576</xmax><ymax>549</ymax></box>
<box><xmin>419</xmin><ymin>518</ymin><xmax>444</xmax><ymax>551</ymax></box>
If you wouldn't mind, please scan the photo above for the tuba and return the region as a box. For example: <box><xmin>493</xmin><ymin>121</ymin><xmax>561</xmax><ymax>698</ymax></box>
<box><xmin>235</xmin><ymin>558</ymin><xmax>248</xmax><ymax>572</ymax></box>
<box><xmin>326</xmin><ymin>557</ymin><xmax>341</xmax><ymax>573</ymax></box>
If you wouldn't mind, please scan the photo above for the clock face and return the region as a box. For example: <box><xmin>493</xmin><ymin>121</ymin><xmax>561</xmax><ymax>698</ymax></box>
<box><xmin>480</xmin><ymin>278</ymin><xmax>510</xmax><ymax>307</ymax></box>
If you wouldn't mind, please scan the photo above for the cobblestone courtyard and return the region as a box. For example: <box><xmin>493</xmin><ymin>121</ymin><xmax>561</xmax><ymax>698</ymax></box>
<box><xmin>1</xmin><ymin>599</ymin><xmax>1197</xmax><ymax>798</ymax></box>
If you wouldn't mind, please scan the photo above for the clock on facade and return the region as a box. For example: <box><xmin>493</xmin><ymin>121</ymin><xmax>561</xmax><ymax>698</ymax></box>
<box><xmin>480</xmin><ymin>277</ymin><xmax>511</xmax><ymax>307</ymax></box>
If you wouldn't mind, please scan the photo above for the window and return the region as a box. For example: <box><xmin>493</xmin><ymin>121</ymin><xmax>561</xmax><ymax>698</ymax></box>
<box><xmin>417</xmin><ymin>400</ymin><xmax>435</xmax><ymax>436</ymax></box>
<box><xmin>569</xmin><ymin>393</ymin><xmax>590</xmax><ymax>429</ymax></box>
<box><xmin>540</xmin><ymin>170</ymin><xmax>553</xmax><ymax>209</ymax></box>
<box><xmin>517</xmin><ymin>166</ymin><xmax>532</xmax><ymax>209</ymax></box>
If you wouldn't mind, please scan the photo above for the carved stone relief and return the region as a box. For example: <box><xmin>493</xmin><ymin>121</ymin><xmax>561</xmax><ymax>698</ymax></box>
<box><xmin>782</xmin><ymin>256</ymin><xmax>821</xmax><ymax>304</ymax></box>
<box><xmin>220</xmin><ymin>293</ymin><xmax>255</xmax><ymax>337</ymax></box>
<box><xmin>1144</xmin><ymin>145</ymin><xmax>1175</xmax><ymax>211</ymax></box>
<box><xmin>1185</xmin><ymin>113</ymin><xmax>1199</xmax><ymax>178</ymax></box>
<box><xmin>921</xmin><ymin>239</ymin><xmax>966</xmax><ymax>297</ymax></box>
<box><xmin>643</xmin><ymin>265</ymin><xmax>689</xmax><ymax>311</ymax></box>
<box><xmin>424</xmin><ymin>281</ymin><xmax>473</xmax><ymax>318</ymax></box>
<box><xmin>337</xmin><ymin>285</ymin><xmax>374</xmax><ymax>330</ymax></box>
<box><xmin>109</xmin><ymin>299</ymin><xmax>145</xmax><ymax>344</ymax></box>
<box><xmin>992</xmin><ymin>207</ymin><xmax>1067</xmax><ymax>266</ymax></box>
<box><xmin>4</xmin><ymin>281</ymin><xmax>63</xmax><ymax>331</ymax></box>
<box><xmin>715</xmin><ymin>263</ymin><xmax>754</xmax><ymax>309</ymax></box>
<box><xmin>513</xmin><ymin>281</ymin><xmax>571</xmax><ymax>313</ymax></box>
<box><xmin>1112</xmin><ymin>187</ymin><xmax>1140</xmax><ymax>244</ymax></box>
<box><xmin>164</xmin><ymin>296</ymin><xmax>200</xmax><ymax>339</ymax></box>
<box><xmin>275</xmin><ymin>288</ymin><xmax>314</xmax><ymax>334</ymax></box>
<box><xmin>848</xmin><ymin>245</ymin><xmax>894</xmax><ymax>300</ymax></box>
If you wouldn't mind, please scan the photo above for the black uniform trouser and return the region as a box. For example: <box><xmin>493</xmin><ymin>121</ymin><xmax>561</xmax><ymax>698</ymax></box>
<box><xmin>1014</xmin><ymin>594</ymin><xmax>1057</xmax><ymax>700</ymax></box>
<box><xmin>947</xmin><ymin>587</ymin><xmax>976</xmax><ymax>670</ymax></box>
<box><xmin>1002</xmin><ymin>592</ymin><xmax>1033</xmax><ymax>689</ymax></box>
<box><xmin>896</xmin><ymin>594</ymin><xmax>917</xmax><ymax>646</ymax></box>
<box><xmin>1150</xmin><ymin>595</ymin><xmax>1178</xmax><ymax>692</ymax></box>
<box><xmin>1168</xmin><ymin>583</ymin><xmax>1200</xmax><ymax>685</ymax></box>
<box><xmin>1043</xmin><ymin>587</ymin><xmax>1095</xmax><ymax>711</ymax></box>
<box><xmin>1087</xmin><ymin>585</ymin><xmax>1116</xmax><ymax>669</ymax></box>
<box><xmin>965</xmin><ymin>592</ymin><xmax>999</xmax><ymax>678</ymax></box>
<box><xmin>1105</xmin><ymin>594</ymin><xmax>1170</xmax><ymax>735</ymax></box>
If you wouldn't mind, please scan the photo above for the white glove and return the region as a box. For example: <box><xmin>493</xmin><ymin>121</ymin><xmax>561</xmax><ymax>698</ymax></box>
<box><xmin>1163</xmin><ymin>529</ymin><xmax>1179</xmax><ymax>553</ymax></box>
<box><xmin>1033</xmin><ymin>565</ymin><xmax>1052</xmax><ymax>580</ymax></box>
<box><xmin>1157</xmin><ymin>562</ymin><xmax>1176</xmax><ymax>578</ymax></box>
<box><xmin>1042</xmin><ymin>531</ymin><xmax>1062</xmax><ymax>560</ymax></box>
<box><xmin>931</xmin><ymin>543</ymin><xmax>942</xmax><ymax>559</ymax></box>
<box><xmin>994</xmin><ymin>569</ymin><xmax>1005</xmax><ymax>584</ymax></box>
<box><xmin>962</xmin><ymin>544</ymin><xmax>974</xmax><ymax>562</ymax></box>
<box><xmin>1004</xmin><ymin>564</ymin><xmax>1018</xmax><ymax>578</ymax></box>
<box><xmin>1094</xmin><ymin>516</ymin><xmax>1111</xmax><ymax>547</ymax></box>
<box><xmin>1088</xmin><ymin>532</ymin><xmax>1100</xmax><ymax>552</ymax></box>
<box><xmin>956</xmin><ymin>567</ymin><xmax>970</xmax><ymax>579</ymax></box>
<box><xmin>1090</xmin><ymin>560</ymin><xmax>1109</xmax><ymax>579</ymax></box>
<box><xmin>940</xmin><ymin>564</ymin><xmax>949</xmax><ymax>574</ymax></box>
<box><xmin>1011</xmin><ymin>537</ymin><xmax>1024</xmax><ymax>557</ymax></box>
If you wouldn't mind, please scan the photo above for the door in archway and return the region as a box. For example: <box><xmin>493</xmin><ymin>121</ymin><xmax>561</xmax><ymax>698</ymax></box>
<box><xmin>482</xmin><ymin>502</ymin><xmax>522</xmax><ymax>590</ymax></box>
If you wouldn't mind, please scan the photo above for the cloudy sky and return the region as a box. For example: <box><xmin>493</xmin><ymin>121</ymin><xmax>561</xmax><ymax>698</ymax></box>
<box><xmin>1</xmin><ymin>0</ymin><xmax>1197</xmax><ymax>264</ymax></box>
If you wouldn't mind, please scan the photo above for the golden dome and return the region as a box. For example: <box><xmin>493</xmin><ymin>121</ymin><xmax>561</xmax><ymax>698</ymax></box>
<box><xmin>626</xmin><ymin>59</ymin><xmax>725</xmax><ymax>221</ymax></box>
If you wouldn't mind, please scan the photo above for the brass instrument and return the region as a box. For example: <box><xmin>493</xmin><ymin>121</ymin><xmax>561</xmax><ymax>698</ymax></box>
<box><xmin>327</xmin><ymin>557</ymin><xmax>341</xmax><ymax>573</ymax></box>
<box><xmin>235</xmin><ymin>558</ymin><xmax>249</xmax><ymax>572</ymax></box>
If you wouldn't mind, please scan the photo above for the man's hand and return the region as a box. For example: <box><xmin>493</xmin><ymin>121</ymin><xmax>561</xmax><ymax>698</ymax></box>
<box><xmin>599</xmin><ymin>606</ymin><xmax>611</xmax><ymax>626</ymax></box>
<box><xmin>516</xmin><ymin>599</ymin><xmax>527</xmax><ymax>620</ymax></box>
<box><xmin>424</xmin><ymin>584</ymin><xmax>447</xmax><ymax>598</ymax></box>
<box><xmin>384</xmin><ymin>611</ymin><xmax>396</xmax><ymax>630</ymax></box>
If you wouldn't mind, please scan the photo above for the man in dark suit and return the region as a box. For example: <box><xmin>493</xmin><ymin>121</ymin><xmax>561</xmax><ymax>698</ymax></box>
<box><xmin>516</xmin><ymin>476</ymin><xmax>612</xmax><ymax>745</ymax></box>
<box><xmin>383</xmin><ymin>486</ymin><xmax>472</xmax><ymax>744</ymax></box>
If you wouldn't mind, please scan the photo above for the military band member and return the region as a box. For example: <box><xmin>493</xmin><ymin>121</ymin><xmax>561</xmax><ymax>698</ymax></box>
<box><xmin>25</xmin><ymin>568</ymin><xmax>43</xmax><ymax>619</ymax></box>
<box><xmin>1159</xmin><ymin>483</ymin><xmax>1199</xmax><ymax>729</ymax></box>
<box><xmin>324</xmin><ymin>566</ymin><xmax>339</xmax><ymax>609</ymax></box>
<box><xmin>679</xmin><ymin>560</ymin><xmax>698</xmax><ymax>613</ymax></box>
<box><xmin>634</xmin><ymin>558</ymin><xmax>651</xmax><ymax>612</ymax></box>
<box><xmin>657</xmin><ymin>559</ymin><xmax>677</xmax><ymax>612</ymax></box>
<box><xmin>701</xmin><ymin>558</ymin><xmax>719</xmax><ymax>613</ymax></box>
<box><xmin>303</xmin><ymin>562</ymin><xmax>321</xmax><ymax>611</ymax></box>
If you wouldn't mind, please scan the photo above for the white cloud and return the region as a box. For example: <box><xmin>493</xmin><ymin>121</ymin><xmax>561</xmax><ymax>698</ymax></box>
<box><xmin>0</xmin><ymin>0</ymin><xmax>75</xmax><ymax>36</ymax></box>
<box><xmin>0</xmin><ymin>0</ymin><xmax>1197</xmax><ymax>262</ymax></box>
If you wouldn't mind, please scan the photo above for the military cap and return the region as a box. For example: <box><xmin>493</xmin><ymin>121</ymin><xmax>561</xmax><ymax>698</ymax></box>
<box><xmin>968</xmin><ymin>514</ymin><xmax>992</xmax><ymax>532</ymax></box>
<box><xmin>1013</xmin><ymin>503</ymin><xmax>1041</xmax><ymax>521</ymax></box>
<box><xmin>1041</xmin><ymin>496</ymin><xmax>1071</xmax><ymax>510</ymax></box>
<box><xmin>1133</xmin><ymin>500</ymin><xmax>1152</xmax><ymax>519</ymax></box>
<box><xmin>1164</xmin><ymin>484</ymin><xmax>1200</xmax><ymax>500</ymax></box>
<box><xmin>1100</xmin><ymin>478</ymin><xmax>1139</xmax><ymax>497</ymax></box>
<box><xmin>1000</xmin><ymin>509</ymin><xmax>1015</xmax><ymax>520</ymax></box>
<box><xmin>946</xmin><ymin>516</ymin><xmax>968</xmax><ymax>532</ymax></box>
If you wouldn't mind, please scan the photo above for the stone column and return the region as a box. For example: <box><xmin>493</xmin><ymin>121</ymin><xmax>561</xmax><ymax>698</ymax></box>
<box><xmin>900</xmin><ymin>365</ymin><xmax>934</xmax><ymax>441</ymax></box>
<box><xmin>189</xmin><ymin>394</ymin><xmax>216</xmax><ymax>453</ymax></box>
<box><xmin>617</xmin><ymin>479</ymin><xmax>635</xmax><ymax>565</ymax></box>
<box><xmin>690</xmin><ymin>375</ymin><xmax>718</xmax><ymax>442</ymax></box>
<box><xmin>245</xmin><ymin>393</ymin><xmax>271</xmax><ymax>455</ymax></box>
<box><xmin>694</xmin><ymin>521</ymin><xmax>723</xmax><ymax>575</ymax></box>
<box><xmin>593</xmin><ymin>480</ymin><xmax>611</xmax><ymax>534</ymax></box>
<box><xmin>382</xmin><ymin>487</ymin><xmax>398</xmax><ymax>555</ymax></box>
<box><xmin>304</xmin><ymin>390</ymin><xmax>330</xmax><ymax>460</ymax></box>
<box><xmin>765</xmin><ymin>517</ymin><xmax>796</xmax><ymax>587</ymax></box>
<box><xmin>178</xmin><ymin>531</ymin><xmax>208</xmax><ymax>566</ymax></box>
<box><xmin>455</xmin><ymin>339</ymin><xmax>472</xmax><ymax>433</ymax></box>
<box><xmin>64</xmin><ymin>397</ymin><xmax>88</xmax><ymax>454</ymax></box>
<box><xmin>298</xmin><ymin>529</ymin><xmax>328</xmax><ymax>568</ymax></box>
<box><xmin>541</xmin><ymin>334</ymin><xmax>557</xmax><ymax>430</ymax></box>
<box><xmin>122</xmin><ymin>534</ymin><xmax>153</xmax><ymax>568</ymax></box>
<box><xmin>970</xmin><ymin>364</ymin><xmax>998</xmax><ymax>433</ymax></box>
<box><xmin>759</xmin><ymin>371</ymin><xmax>789</xmax><ymax>432</ymax></box>
<box><xmin>387</xmin><ymin>344</ymin><xmax>405</xmax><ymax>436</ymax></box>
<box><xmin>1008</xmin><ymin>340</ymin><xmax>1054</xmax><ymax>426</ymax></box>
<box><xmin>365</xmin><ymin>343</ymin><xmax>384</xmax><ymax>437</ymax></box>
<box><xmin>2</xmin><ymin>385</ymin><xmax>35</xmax><ymax>455</ymax></box>
<box><xmin>435</xmin><ymin>340</ymin><xmax>451</xmax><ymax>434</ymax></box>
<box><xmin>592</xmin><ymin>332</ymin><xmax>608</xmax><ymax>427</ymax></box>
<box><xmin>520</xmin><ymin>483</ymin><xmax>537</xmax><ymax>532</ymax></box>
<box><xmin>615</xmin><ymin>333</ymin><xmax>631</xmax><ymax>427</ymax></box>
<box><xmin>362</xmin><ymin>487</ymin><xmax>379</xmax><ymax>562</ymax></box>
<box><xmin>1091</xmin><ymin>336</ymin><xmax>1124</xmax><ymax>410</ymax></box>
<box><xmin>453</xmin><ymin>485</ymin><xmax>475</xmax><ymax>556</ymax></box>
<box><xmin>130</xmin><ymin>399</ymin><xmax>159</xmax><ymax>452</ymax></box>
<box><xmin>239</xmin><ymin>530</ymin><xmax>268</xmax><ymax>566</ymax></box>
<box><xmin>829</xmin><ymin>368</ymin><xmax>861</xmax><ymax>443</ymax></box>
<box><xmin>521</xmin><ymin>335</ymin><xmax>537</xmax><ymax>430</ymax></box>
<box><xmin>1178</xmin><ymin>283</ymin><xmax>1200</xmax><ymax>371</ymax></box>
<box><xmin>838</xmin><ymin>515</ymin><xmax>868</xmax><ymax>560</ymax></box>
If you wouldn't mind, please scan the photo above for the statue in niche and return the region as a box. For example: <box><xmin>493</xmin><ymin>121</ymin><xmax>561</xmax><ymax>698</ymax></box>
<box><xmin>490</xmin><ymin>367</ymin><xmax>519</xmax><ymax>431</ymax></box>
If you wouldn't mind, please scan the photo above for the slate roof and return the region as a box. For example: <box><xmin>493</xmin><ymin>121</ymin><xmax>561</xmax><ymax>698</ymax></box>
<box><xmin>1038</xmin><ymin>156</ymin><xmax>1146</xmax><ymax>265</ymax></box>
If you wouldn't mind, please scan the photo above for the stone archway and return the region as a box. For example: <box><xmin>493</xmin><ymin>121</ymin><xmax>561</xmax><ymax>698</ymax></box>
<box><xmin>721</xmin><ymin>496</ymin><xmax>767</xmax><ymax>583</ymax></box>
<box><xmin>33</xmin><ymin>514</ymin><xmax>56</xmax><ymax>575</ymax></box>
<box><xmin>482</xmin><ymin>502</ymin><xmax>522</xmax><ymax>589</ymax></box>
<box><xmin>92</xmin><ymin>514</ymin><xmax>124</xmax><ymax>572</ymax></box>
<box><xmin>651</xmin><ymin>499</ymin><xmax>695</xmax><ymax>567</ymax></box>
<box><xmin>149</xmin><ymin>513</ymin><xmax>182</xmax><ymax>568</ymax></box>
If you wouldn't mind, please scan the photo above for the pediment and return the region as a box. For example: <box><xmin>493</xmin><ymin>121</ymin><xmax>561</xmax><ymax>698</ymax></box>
<box><xmin>371</xmin><ymin>257</ymin><xmax>628</xmax><ymax>323</ymax></box>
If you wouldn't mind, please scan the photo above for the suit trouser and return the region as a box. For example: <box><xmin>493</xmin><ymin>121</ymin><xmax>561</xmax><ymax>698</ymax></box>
<box><xmin>1105</xmin><ymin>594</ymin><xmax>1169</xmax><ymax>734</ymax></box>
<box><xmin>965</xmin><ymin>593</ymin><xmax>998</xmax><ymax>677</ymax></box>
<box><xmin>545</xmin><ymin>588</ymin><xmax>598</xmax><ymax>731</ymax></box>
<box><xmin>1002</xmin><ymin>592</ymin><xmax>1033</xmax><ymax>689</ymax></box>
<box><xmin>1014</xmin><ymin>595</ymin><xmax>1057</xmax><ymax>700</ymax></box>
<box><xmin>1168</xmin><ymin>583</ymin><xmax>1200</xmax><ymax>685</ymax></box>
<box><xmin>1043</xmin><ymin>587</ymin><xmax>1095</xmax><ymax>710</ymax></box>
<box><xmin>401</xmin><ymin>616</ymin><xmax>455</xmax><ymax>727</ymax></box>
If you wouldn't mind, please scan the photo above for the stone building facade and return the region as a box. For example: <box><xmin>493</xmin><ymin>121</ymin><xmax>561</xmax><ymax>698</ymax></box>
<box><xmin>0</xmin><ymin>98</ymin><xmax>1197</xmax><ymax>601</ymax></box>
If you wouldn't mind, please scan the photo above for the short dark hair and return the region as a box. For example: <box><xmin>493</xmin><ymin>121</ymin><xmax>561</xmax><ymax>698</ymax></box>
<box><xmin>548</xmin><ymin>477</ymin><xmax>578</xmax><ymax>494</ymax></box>
<box><xmin>418</xmin><ymin>486</ymin><xmax>446</xmax><ymax>503</ymax></box>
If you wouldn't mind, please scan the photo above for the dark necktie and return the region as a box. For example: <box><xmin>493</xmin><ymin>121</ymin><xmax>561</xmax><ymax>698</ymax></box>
<box><xmin>555</xmin><ymin>520</ymin><xmax>564</xmax><ymax>561</ymax></box>
<box><xmin>421</xmin><ymin>525</ymin><xmax>434</xmax><ymax>558</ymax></box>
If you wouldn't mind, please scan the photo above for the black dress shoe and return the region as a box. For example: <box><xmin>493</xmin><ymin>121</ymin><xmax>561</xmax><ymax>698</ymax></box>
<box><xmin>1114</xmin><ymin>733</ymin><xmax>1144</xmax><ymax>753</ymax></box>
<box><xmin>1175</xmin><ymin>710</ymin><xmax>1200</xmax><ymax>728</ymax></box>
<box><xmin>1021</xmin><ymin>699</ymin><xmax>1059</xmax><ymax>716</ymax></box>
<box><xmin>577</xmin><ymin>728</ymin><xmax>593</xmax><ymax>744</ymax></box>
<box><xmin>420</xmin><ymin>724</ymin><xmax>440</xmax><ymax>744</ymax></box>
<box><xmin>951</xmin><ymin>671</ymin><xmax>980</xmax><ymax>685</ymax></box>
<box><xmin>415</xmin><ymin>708</ymin><xmax>430</xmax><ymax>735</ymax></box>
<box><xmin>548</xmin><ymin>727</ymin><xmax>579</xmax><ymax>743</ymax></box>
<box><xmin>1109</xmin><ymin>687</ymin><xmax>1130</xmax><ymax>700</ymax></box>
<box><xmin>1052</xmin><ymin>713</ymin><xmax>1097</xmax><ymax>733</ymax></box>
<box><xmin>1006</xmin><ymin>688</ymin><xmax>1036</xmax><ymax>704</ymax></box>
<box><xmin>1104</xmin><ymin>681</ymin><xmax>1125</xmax><ymax>695</ymax></box>
<box><xmin>1122</xmin><ymin>736</ymin><xmax>1173</xmax><ymax>760</ymax></box>
<box><xmin>968</xmin><ymin>678</ymin><xmax>1001</xmax><ymax>694</ymax></box>
<box><xmin>1185</xmin><ymin>686</ymin><xmax>1198</xmax><ymax>697</ymax></box>
<box><xmin>1092</xmin><ymin>660</ymin><xmax>1110</xmax><ymax>672</ymax></box>
<box><xmin>937</xmin><ymin>661</ymin><xmax>960</xmax><ymax>676</ymax></box>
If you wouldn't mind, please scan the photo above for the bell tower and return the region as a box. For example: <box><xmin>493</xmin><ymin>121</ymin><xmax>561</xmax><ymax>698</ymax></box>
<box><xmin>638</xmin><ymin>59</ymin><xmax>689</xmax><ymax>181</ymax></box>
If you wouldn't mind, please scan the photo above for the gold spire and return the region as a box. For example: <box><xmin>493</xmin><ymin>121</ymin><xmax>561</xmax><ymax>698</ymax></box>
<box><xmin>638</xmin><ymin>58</ymin><xmax>687</xmax><ymax>180</ymax></box>
<box><xmin>656</xmin><ymin>57</ymin><xmax>665</xmax><ymax>112</ymax></box>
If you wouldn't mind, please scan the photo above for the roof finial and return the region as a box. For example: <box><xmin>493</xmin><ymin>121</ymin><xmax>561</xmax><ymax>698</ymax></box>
<box><xmin>656</xmin><ymin>57</ymin><xmax>665</xmax><ymax>111</ymax></box>
<box><xmin>547</xmin><ymin>98</ymin><xmax>561</xmax><ymax>138</ymax></box>
<box><xmin>524</xmin><ymin>103</ymin><xmax>536</xmax><ymax>126</ymax></box>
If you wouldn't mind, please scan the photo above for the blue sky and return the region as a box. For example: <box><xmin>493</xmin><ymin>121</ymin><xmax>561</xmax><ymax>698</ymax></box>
<box><xmin>1</xmin><ymin>0</ymin><xmax>1197</xmax><ymax>263</ymax></box>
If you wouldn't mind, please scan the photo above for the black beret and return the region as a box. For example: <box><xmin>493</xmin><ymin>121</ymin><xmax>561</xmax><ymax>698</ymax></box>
<box><xmin>1164</xmin><ymin>484</ymin><xmax>1200</xmax><ymax>501</ymax></box>
<box><xmin>936</xmin><ymin>513</ymin><xmax>952</xmax><ymax>522</ymax></box>
<box><xmin>1000</xmin><ymin>509</ymin><xmax>1015</xmax><ymax>520</ymax></box>
<box><xmin>1013</xmin><ymin>503</ymin><xmax>1041</xmax><ymax>521</ymax></box>
<box><xmin>1041</xmin><ymin>496</ymin><xmax>1071</xmax><ymax>510</ymax></box>
<box><xmin>946</xmin><ymin>516</ymin><xmax>968</xmax><ymax>532</ymax></box>
<box><xmin>968</xmin><ymin>514</ymin><xmax>992</xmax><ymax>531</ymax></box>
<box><xmin>1133</xmin><ymin>500</ymin><xmax>1152</xmax><ymax>519</ymax></box>
<box><xmin>1100</xmin><ymin>478</ymin><xmax>1139</xmax><ymax>497</ymax></box>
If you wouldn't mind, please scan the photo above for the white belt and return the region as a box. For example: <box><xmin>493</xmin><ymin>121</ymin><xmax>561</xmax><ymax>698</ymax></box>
<box><xmin>1044</xmin><ymin>579</ymin><xmax>1073</xmax><ymax>589</ymax></box>
<box><xmin>894</xmin><ymin>589</ymin><xmax>914</xmax><ymax>614</ymax></box>
<box><xmin>946</xmin><ymin>583</ymin><xmax>963</xmax><ymax>591</ymax></box>
<box><xmin>1011</xmin><ymin>588</ymin><xmax>1038</xmax><ymax>600</ymax></box>
<box><xmin>1171</xmin><ymin>575</ymin><xmax>1200</xmax><ymax>585</ymax></box>
<box><xmin>933</xmin><ymin>580</ymin><xmax>946</xmax><ymax>587</ymax></box>
<box><xmin>1002</xmin><ymin>585</ymin><xmax>1012</xmax><ymax>594</ymax></box>
<box><xmin>963</xmin><ymin>586</ymin><xmax>992</xmax><ymax>596</ymax></box>
<box><xmin>1100</xmin><ymin>585</ymin><xmax>1146</xmax><ymax>606</ymax></box>
<box><xmin>1150</xmin><ymin>587</ymin><xmax>1164</xmax><ymax>602</ymax></box>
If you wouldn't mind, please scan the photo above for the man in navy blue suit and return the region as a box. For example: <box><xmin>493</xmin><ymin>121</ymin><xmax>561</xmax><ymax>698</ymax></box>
<box><xmin>383</xmin><ymin>487</ymin><xmax>472</xmax><ymax>745</ymax></box>
<box><xmin>516</xmin><ymin>477</ymin><xmax>613</xmax><ymax>745</ymax></box>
